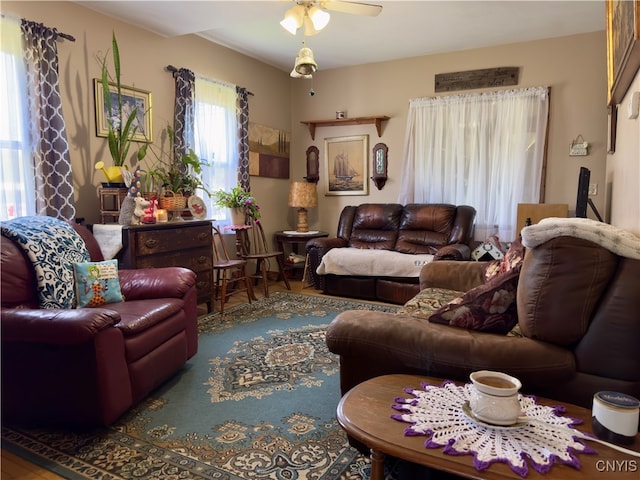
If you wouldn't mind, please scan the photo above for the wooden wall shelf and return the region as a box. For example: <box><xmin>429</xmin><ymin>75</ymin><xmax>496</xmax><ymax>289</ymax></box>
<box><xmin>301</xmin><ymin>115</ymin><xmax>390</xmax><ymax>140</ymax></box>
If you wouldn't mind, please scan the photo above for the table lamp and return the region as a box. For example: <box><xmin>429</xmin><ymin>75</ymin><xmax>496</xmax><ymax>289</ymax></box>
<box><xmin>288</xmin><ymin>181</ymin><xmax>317</xmax><ymax>232</ymax></box>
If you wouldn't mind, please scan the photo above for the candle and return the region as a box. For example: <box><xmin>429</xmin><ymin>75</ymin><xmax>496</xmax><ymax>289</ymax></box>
<box><xmin>156</xmin><ymin>209</ymin><xmax>168</xmax><ymax>223</ymax></box>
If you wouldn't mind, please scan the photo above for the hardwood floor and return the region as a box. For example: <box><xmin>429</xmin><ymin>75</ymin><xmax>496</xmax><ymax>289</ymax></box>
<box><xmin>1</xmin><ymin>278</ymin><xmax>313</xmax><ymax>479</ymax></box>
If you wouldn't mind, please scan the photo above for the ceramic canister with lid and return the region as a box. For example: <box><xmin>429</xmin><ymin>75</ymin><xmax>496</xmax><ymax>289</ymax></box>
<box><xmin>592</xmin><ymin>391</ymin><xmax>640</xmax><ymax>445</ymax></box>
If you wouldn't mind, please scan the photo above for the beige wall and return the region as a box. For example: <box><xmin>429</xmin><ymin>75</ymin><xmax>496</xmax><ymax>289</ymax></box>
<box><xmin>3</xmin><ymin>1</ymin><xmax>292</xmax><ymax>231</ymax></box>
<box><xmin>606</xmin><ymin>70</ymin><xmax>640</xmax><ymax>235</ymax></box>
<box><xmin>6</xmin><ymin>2</ymin><xmax>628</xmax><ymax>240</ymax></box>
<box><xmin>290</xmin><ymin>32</ymin><xmax>609</xmax><ymax>234</ymax></box>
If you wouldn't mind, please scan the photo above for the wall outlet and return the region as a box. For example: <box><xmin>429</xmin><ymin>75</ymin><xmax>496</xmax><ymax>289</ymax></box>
<box><xmin>589</xmin><ymin>183</ymin><xmax>598</xmax><ymax>195</ymax></box>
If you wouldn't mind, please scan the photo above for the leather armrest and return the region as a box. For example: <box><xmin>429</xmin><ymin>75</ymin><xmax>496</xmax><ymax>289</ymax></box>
<box><xmin>118</xmin><ymin>267</ymin><xmax>196</xmax><ymax>301</ymax></box>
<box><xmin>306</xmin><ymin>237</ymin><xmax>348</xmax><ymax>253</ymax></box>
<box><xmin>434</xmin><ymin>243</ymin><xmax>471</xmax><ymax>261</ymax></box>
<box><xmin>305</xmin><ymin>237</ymin><xmax>348</xmax><ymax>291</ymax></box>
<box><xmin>419</xmin><ymin>260</ymin><xmax>486</xmax><ymax>292</ymax></box>
<box><xmin>326</xmin><ymin>311</ymin><xmax>575</xmax><ymax>394</ymax></box>
<box><xmin>1</xmin><ymin>308</ymin><xmax>120</xmax><ymax>344</ymax></box>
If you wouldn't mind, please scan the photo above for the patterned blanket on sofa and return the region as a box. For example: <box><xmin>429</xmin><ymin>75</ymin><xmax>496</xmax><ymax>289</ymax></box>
<box><xmin>1</xmin><ymin>216</ymin><xmax>89</xmax><ymax>308</ymax></box>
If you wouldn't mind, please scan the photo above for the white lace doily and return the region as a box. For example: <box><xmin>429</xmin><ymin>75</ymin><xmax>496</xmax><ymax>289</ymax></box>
<box><xmin>391</xmin><ymin>381</ymin><xmax>596</xmax><ymax>477</ymax></box>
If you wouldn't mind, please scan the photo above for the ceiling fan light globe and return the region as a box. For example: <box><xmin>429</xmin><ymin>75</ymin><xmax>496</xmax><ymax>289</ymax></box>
<box><xmin>280</xmin><ymin>5</ymin><xmax>304</xmax><ymax>34</ymax></box>
<box><xmin>308</xmin><ymin>6</ymin><xmax>330</xmax><ymax>31</ymax></box>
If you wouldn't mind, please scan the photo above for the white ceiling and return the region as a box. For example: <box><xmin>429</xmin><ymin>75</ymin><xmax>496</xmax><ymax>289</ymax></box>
<box><xmin>76</xmin><ymin>1</ymin><xmax>605</xmax><ymax>73</ymax></box>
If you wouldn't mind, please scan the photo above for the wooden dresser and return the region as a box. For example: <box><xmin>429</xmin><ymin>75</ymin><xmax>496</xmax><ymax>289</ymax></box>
<box><xmin>117</xmin><ymin>220</ymin><xmax>214</xmax><ymax>311</ymax></box>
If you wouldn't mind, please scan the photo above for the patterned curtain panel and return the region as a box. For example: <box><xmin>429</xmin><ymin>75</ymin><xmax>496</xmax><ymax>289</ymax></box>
<box><xmin>236</xmin><ymin>87</ymin><xmax>250</xmax><ymax>190</ymax></box>
<box><xmin>21</xmin><ymin>20</ymin><xmax>75</xmax><ymax>221</ymax></box>
<box><xmin>173</xmin><ymin>68</ymin><xmax>195</xmax><ymax>155</ymax></box>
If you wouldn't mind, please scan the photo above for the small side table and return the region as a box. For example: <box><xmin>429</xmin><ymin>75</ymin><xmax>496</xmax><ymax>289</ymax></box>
<box><xmin>274</xmin><ymin>230</ymin><xmax>329</xmax><ymax>284</ymax></box>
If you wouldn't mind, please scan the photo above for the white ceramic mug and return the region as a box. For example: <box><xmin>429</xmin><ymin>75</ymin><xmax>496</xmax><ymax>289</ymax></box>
<box><xmin>469</xmin><ymin>370</ymin><xmax>522</xmax><ymax>425</ymax></box>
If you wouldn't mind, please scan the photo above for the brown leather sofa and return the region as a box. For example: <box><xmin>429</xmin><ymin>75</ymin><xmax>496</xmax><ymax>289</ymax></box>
<box><xmin>326</xmin><ymin>235</ymin><xmax>640</xmax><ymax>410</ymax></box>
<box><xmin>1</xmin><ymin>220</ymin><xmax>198</xmax><ymax>426</ymax></box>
<box><xmin>306</xmin><ymin>203</ymin><xmax>476</xmax><ymax>304</ymax></box>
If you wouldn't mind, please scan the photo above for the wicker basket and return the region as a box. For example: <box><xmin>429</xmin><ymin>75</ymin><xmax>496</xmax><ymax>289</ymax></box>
<box><xmin>159</xmin><ymin>190</ymin><xmax>187</xmax><ymax>210</ymax></box>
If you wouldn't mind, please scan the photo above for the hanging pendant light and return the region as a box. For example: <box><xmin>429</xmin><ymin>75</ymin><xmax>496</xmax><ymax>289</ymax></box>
<box><xmin>294</xmin><ymin>42</ymin><xmax>318</xmax><ymax>76</ymax></box>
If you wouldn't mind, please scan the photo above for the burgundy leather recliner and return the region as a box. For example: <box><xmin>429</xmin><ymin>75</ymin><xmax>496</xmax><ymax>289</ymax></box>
<box><xmin>1</xmin><ymin>221</ymin><xmax>198</xmax><ymax>427</ymax></box>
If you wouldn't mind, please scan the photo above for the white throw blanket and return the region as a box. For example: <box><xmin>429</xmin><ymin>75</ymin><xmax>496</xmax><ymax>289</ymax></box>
<box><xmin>92</xmin><ymin>224</ymin><xmax>124</xmax><ymax>260</ymax></box>
<box><xmin>316</xmin><ymin>247</ymin><xmax>434</xmax><ymax>277</ymax></box>
<box><xmin>521</xmin><ymin>217</ymin><xmax>640</xmax><ymax>259</ymax></box>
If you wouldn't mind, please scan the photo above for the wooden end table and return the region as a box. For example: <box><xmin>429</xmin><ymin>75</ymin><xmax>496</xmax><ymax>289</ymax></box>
<box><xmin>274</xmin><ymin>230</ymin><xmax>328</xmax><ymax>281</ymax></box>
<box><xmin>337</xmin><ymin>374</ymin><xmax>640</xmax><ymax>480</ymax></box>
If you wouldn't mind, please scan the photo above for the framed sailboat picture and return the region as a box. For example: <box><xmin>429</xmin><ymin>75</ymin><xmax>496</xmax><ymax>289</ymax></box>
<box><xmin>324</xmin><ymin>135</ymin><xmax>369</xmax><ymax>196</ymax></box>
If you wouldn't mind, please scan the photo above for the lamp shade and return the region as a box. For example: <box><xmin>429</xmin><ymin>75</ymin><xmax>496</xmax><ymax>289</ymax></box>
<box><xmin>288</xmin><ymin>182</ymin><xmax>317</xmax><ymax>208</ymax></box>
<box><xmin>289</xmin><ymin>182</ymin><xmax>317</xmax><ymax>233</ymax></box>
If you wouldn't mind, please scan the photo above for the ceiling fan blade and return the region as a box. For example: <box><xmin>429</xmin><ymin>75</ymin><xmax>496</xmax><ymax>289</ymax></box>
<box><xmin>320</xmin><ymin>1</ymin><xmax>382</xmax><ymax>17</ymax></box>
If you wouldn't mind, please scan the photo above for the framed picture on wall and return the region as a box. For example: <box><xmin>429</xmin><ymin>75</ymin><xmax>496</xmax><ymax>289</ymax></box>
<box><xmin>94</xmin><ymin>78</ymin><xmax>152</xmax><ymax>141</ymax></box>
<box><xmin>324</xmin><ymin>135</ymin><xmax>369</xmax><ymax>196</ymax></box>
<box><xmin>606</xmin><ymin>0</ymin><xmax>640</xmax><ymax>106</ymax></box>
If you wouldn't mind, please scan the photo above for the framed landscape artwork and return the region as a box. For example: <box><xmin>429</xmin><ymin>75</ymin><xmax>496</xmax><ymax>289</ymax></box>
<box><xmin>94</xmin><ymin>79</ymin><xmax>152</xmax><ymax>142</ymax></box>
<box><xmin>606</xmin><ymin>0</ymin><xmax>640</xmax><ymax>106</ymax></box>
<box><xmin>248</xmin><ymin>122</ymin><xmax>290</xmax><ymax>179</ymax></box>
<box><xmin>324</xmin><ymin>135</ymin><xmax>369</xmax><ymax>196</ymax></box>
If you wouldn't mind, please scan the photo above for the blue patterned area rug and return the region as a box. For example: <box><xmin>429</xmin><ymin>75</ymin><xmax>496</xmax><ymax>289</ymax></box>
<box><xmin>2</xmin><ymin>292</ymin><xmax>403</xmax><ymax>480</ymax></box>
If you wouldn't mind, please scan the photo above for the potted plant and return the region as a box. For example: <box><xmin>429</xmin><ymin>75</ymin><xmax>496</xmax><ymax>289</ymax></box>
<box><xmin>144</xmin><ymin>125</ymin><xmax>209</xmax><ymax>209</ymax></box>
<box><xmin>95</xmin><ymin>32</ymin><xmax>148</xmax><ymax>183</ymax></box>
<box><xmin>212</xmin><ymin>184</ymin><xmax>261</xmax><ymax>224</ymax></box>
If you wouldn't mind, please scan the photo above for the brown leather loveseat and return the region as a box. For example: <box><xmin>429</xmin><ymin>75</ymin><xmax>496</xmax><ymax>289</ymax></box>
<box><xmin>326</xmin><ymin>218</ymin><xmax>640</xmax><ymax>410</ymax></box>
<box><xmin>1</xmin><ymin>217</ymin><xmax>198</xmax><ymax>426</ymax></box>
<box><xmin>306</xmin><ymin>203</ymin><xmax>476</xmax><ymax>304</ymax></box>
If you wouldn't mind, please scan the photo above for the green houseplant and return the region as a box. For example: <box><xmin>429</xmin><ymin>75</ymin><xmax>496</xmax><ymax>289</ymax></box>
<box><xmin>144</xmin><ymin>125</ymin><xmax>209</xmax><ymax>199</ymax></box>
<box><xmin>212</xmin><ymin>184</ymin><xmax>261</xmax><ymax>222</ymax></box>
<box><xmin>96</xmin><ymin>32</ymin><xmax>147</xmax><ymax>182</ymax></box>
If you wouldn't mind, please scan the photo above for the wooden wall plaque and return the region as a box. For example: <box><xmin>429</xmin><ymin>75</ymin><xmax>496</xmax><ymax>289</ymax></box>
<box><xmin>435</xmin><ymin>67</ymin><xmax>519</xmax><ymax>92</ymax></box>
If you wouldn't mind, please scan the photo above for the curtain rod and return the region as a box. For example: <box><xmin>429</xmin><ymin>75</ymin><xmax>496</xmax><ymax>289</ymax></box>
<box><xmin>165</xmin><ymin>65</ymin><xmax>253</xmax><ymax>96</ymax></box>
<box><xmin>57</xmin><ymin>31</ymin><xmax>76</xmax><ymax>42</ymax></box>
<box><xmin>1</xmin><ymin>14</ymin><xmax>76</xmax><ymax>42</ymax></box>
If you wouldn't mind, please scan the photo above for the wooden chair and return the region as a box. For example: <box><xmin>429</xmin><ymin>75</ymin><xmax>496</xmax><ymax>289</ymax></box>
<box><xmin>212</xmin><ymin>225</ymin><xmax>253</xmax><ymax>313</ymax></box>
<box><xmin>238</xmin><ymin>219</ymin><xmax>291</xmax><ymax>297</ymax></box>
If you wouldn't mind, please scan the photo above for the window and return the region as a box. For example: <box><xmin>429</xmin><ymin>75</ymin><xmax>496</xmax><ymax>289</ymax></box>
<box><xmin>193</xmin><ymin>77</ymin><xmax>239</xmax><ymax>226</ymax></box>
<box><xmin>0</xmin><ymin>16</ymin><xmax>35</xmax><ymax>220</ymax></box>
<box><xmin>399</xmin><ymin>86</ymin><xmax>549</xmax><ymax>241</ymax></box>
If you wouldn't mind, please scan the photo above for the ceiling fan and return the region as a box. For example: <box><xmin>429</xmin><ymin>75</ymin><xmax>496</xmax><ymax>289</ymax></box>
<box><xmin>281</xmin><ymin>1</ymin><xmax>383</xmax><ymax>36</ymax></box>
<box><xmin>284</xmin><ymin>1</ymin><xmax>382</xmax><ymax>78</ymax></box>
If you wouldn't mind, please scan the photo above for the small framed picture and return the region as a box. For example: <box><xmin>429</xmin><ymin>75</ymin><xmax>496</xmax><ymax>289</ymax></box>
<box><xmin>94</xmin><ymin>78</ymin><xmax>152</xmax><ymax>142</ymax></box>
<box><xmin>324</xmin><ymin>135</ymin><xmax>369</xmax><ymax>196</ymax></box>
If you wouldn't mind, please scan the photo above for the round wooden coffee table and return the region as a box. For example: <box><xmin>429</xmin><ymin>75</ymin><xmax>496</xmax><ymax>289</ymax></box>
<box><xmin>337</xmin><ymin>374</ymin><xmax>640</xmax><ymax>480</ymax></box>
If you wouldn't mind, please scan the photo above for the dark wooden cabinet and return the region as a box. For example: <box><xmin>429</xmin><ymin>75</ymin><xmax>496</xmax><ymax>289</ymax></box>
<box><xmin>117</xmin><ymin>221</ymin><xmax>214</xmax><ymax>311</ymax></box>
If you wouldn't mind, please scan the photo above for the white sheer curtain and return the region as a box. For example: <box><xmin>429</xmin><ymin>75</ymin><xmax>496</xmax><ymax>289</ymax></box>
<box><xmin>398</xmin><ymin>86</ymin><xmax>549</xmax><ymax>241</ymax></box>
<box><xmin>193</xmin><ymin>77</ymin><xmax>238</xmax><ymax>226</ymax></box>
<box><xmin>0</xmin><ymin>15</ymin><xmax>35</xmax><ymax>220</ymax></box>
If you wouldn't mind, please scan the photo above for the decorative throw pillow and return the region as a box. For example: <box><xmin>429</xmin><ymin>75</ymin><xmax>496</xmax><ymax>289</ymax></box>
<box><xmin>400</xmin><ymin>287</ymin><xmax>465</xmax><ymax>319</ymax></box>
<box><xmin>483</xmin><ymin>237</ymin><xmax>525</xmax><ymax>282</ymax></box>
<box><xmin>73</xmin><ymin>260</ymin><xmax>124</xmax><ymax>308</ymax></box>
<box><xmin>428</xmin><ymin>265</ymin><xmax>521</xmax><ymax>334</ymax></box>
